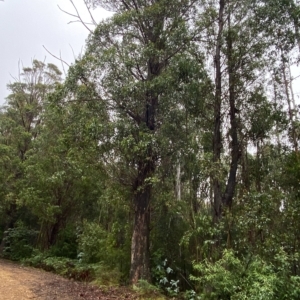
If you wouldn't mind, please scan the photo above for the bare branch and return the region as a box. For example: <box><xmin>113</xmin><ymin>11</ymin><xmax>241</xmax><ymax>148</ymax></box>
<box><xmin>58</xmin><ymin>0</ymin><xmax>93</xmax><ymax>34</ymax></box>
<box><xmin>69</xmin><ymin>44</ymin><xmax>77</xmax><ymax>61</ymax></box>
<box><xmin>59</xmin><ymin>51</ymin><xmax>67</xmax><ymax>77</ymax></box>
<box><xmin>67</xmin><ymin>20</ymin><xmax>95</xmax><ymax>25</ymax></box>
<box><xmin>57</xmin><ymin>5</ymin><xmax>79</xmax><ymax>19</ymax></box>
<box><xmin>83</xmin><ymin>0</ymin><xmax>98</xmax><ymax>26</ymax></box>
<box><xmin>58</xmin><ymin>5</ymin><xmax>92</xmax><ymax>34</ymax></box>
<box><xmin>43</xmin><ymin>45</ymin><xmax>70</xmax><ymax>67</ymax></box>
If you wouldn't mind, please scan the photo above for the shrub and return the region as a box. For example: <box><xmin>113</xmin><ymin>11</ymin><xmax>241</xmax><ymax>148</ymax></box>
<box><xmin>191</xmin><ymin>249</ymin><xmax>300</xmax><ymax>300</ymax></box>
<box><xmin>77</xmin><ymin>220</ymin><xmax>131</xmax><ymax>280</ymax></box>
<box><xmin>2</xmin><ymin>222</ymin><xmax>37</xmax><ymax>260</ymax></box>
<box><xmin>49</xmin><ymin>225</ymin><xmax>78</xmax><ymax>259</ymax></box>
<box><xmin>23</xmin><ymin>253</ymin><xmax>97</xmax><ymax>281</ymax></box>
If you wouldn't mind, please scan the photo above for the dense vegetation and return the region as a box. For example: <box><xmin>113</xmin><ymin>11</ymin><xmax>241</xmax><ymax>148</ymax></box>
<box><xmin>1</xmin><ymin>0</ymin><xmax>300</xmax><ymax>298</ymax></box>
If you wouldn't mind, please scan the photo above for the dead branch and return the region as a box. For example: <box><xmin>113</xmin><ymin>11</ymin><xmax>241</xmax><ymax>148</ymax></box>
<box><xmin>43</xmin><ymin>45</ymin><xmax>70</xmax><ymax>67</ymax></box>
<box><xmin>83</xmin><ymin>0</ymin><xmax>98</xmax><ymax>26</ymax></box>
<box><xmin>58</xmin><ymin>0</ymin><xmax>93</xmax><ymax>34</ymax></box>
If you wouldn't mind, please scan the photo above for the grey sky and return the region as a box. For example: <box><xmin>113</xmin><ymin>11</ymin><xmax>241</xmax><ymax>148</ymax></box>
<box><xmin>0</xmin><ymin>1</ymin><xmax>299</xmax><ymax>106</ymax></box>
<box><xmin>0</xmin><ymin>0</ymin><xmax>110</xmax><ymax>105</ymax></box>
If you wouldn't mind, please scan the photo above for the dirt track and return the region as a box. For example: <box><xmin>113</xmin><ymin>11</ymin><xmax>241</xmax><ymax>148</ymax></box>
<box><xmin>0</xmin><ymin>259</ymin><xmax>137</xmax><ymax>299</ymax></box>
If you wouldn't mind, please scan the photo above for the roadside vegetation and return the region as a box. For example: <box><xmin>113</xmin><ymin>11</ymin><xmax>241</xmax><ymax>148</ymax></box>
<box><xmin>1</xmin><ymin>0</ymin><xmax>300</xmax><ymax>299</ymax></box>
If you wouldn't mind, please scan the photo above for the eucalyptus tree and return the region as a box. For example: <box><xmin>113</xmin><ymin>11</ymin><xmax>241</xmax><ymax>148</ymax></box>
<box><xmin>0</xmin><ymin>60</ymin><xmax>61</xmax><ymax>250</ymax></box>
<box><xmin>255</xmin><ymin>0</ymin><xmax>300</xmax><ymax>152</ymax></box>
<box><xmin>3</xmin><ymin>60</ymin><xmax>62</xmax><ymax>161</ymax></box>
<box><xmin>21</xmin><ymin>87</ymin><xmax>108</xmax><ymax>250</ymax></box>
<box><xmin>66</xmin><ymin>0</ymin><xmax>212</xmax><ymax>283</ymax></box>
<box><xmin>192</xmin><ymin>0</ymin><xmax>283</xmax><ymax>222</ymax></box>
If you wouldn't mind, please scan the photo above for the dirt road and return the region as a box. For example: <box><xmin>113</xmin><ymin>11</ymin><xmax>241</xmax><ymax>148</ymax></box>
<box><xmin>0</xmin><ymin>259</ymin><xmax>137</xmax><ymax>299</ymax></box>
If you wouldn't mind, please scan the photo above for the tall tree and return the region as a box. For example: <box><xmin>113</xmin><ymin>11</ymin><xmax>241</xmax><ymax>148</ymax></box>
<box><xmin>0</xmin><ymin>60</ymin><xmax>61</xmax><ymax>250</ymax></box>
<box><xmin>71</xmin><ymin>0</ymin><xmax>206</xmax><ymax>283</ymax></box>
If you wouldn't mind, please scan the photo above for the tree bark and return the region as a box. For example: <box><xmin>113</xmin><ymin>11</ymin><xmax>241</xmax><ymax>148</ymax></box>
<box><xmin>130</xmin><ymin>157</ymin><xmax>154</xmax><ymax>284</ymax></box>
<box><xmin>130</xmin><ymin>63</ymin><xmax>159</xmax><ymax>284</ymax></box>
<box><xmin>222</xmin><ymin>10</ymin><xmax>240</xmax><ymax>208</ymax></box>
<box><xmin>175</xmin><ymin>158</ymin><xmax>181</xmax><ymax>201</ymax></box>
<box><xmin>212</xmin><ymin>0</ymin><xmax>225</xmax><ymax>222</ymax></box>
<box><xmin>212</xmin><ymin>0</ymin><xmax>240</xmax><ymax>218</ymax></box>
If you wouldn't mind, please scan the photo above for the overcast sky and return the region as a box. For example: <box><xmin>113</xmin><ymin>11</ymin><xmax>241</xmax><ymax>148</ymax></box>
<box><xmin>0</xmin><ymin>1</ymin><xmax>299</xmax><ymax>106</ymax></box>
<box><xmin>0</xmin><ymin>0</ymin><xmax>111</xmax><ymax>105</ymax></box>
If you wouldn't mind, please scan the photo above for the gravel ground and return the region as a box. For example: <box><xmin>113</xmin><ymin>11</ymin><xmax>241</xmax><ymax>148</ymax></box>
<box><xmin>0</xmin><ymin>259</ymin><xmax>140</xmax><ymax>300</ymax></box>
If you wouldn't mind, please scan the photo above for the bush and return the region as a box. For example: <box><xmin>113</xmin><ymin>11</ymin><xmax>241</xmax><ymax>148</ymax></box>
<box><xmin>2</xmin><ymin>223</ymin><xmax>37</xmax><ymax>260</ymax></box>
<box><xmin>77</xmin><ymin>220</ymin><xmax>131</xmax><ymax>279</ymax></box>
<box><xmin>49</xmin><ymin>225</ymin><xmax>78</xmax><ymax>259</ymax></box>
<box><xmin>93</xmin><ymin>264</ymin><xmax>122</xmax><ymax>286</ymax></box>
<box><xmin>23</xmin><ymin>253</ymin><xmax>98</xmax><ymax>281</ymax></box>
<box><xmin>77</xmin><ymin>221</ymin><xmax>107</xmax><ymax>263</ymax></box>
<box><xmin>191</xmin><ymin>249</ymin><xmax>300</xmax><ymax>300</ymax></box>
<box><xmin>133</xmin><ymin>279</ymin><xmax>166</xmax><ymax>299</ymax></box>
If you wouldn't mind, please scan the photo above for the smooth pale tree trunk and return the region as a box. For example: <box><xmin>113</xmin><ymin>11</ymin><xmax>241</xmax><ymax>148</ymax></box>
<box><xmin>175</xmin><ymin>159</ymin><xmax>181</xmax><ymax>201</ymax></box>
<box><xmin>282</xmin><ymin>55</ymin><xmax>298</xmax><ymax>152</ymax></box>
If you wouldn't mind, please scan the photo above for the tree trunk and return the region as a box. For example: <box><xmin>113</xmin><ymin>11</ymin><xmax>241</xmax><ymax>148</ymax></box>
<box><xmin>130</xmin><ymin>81</ymin><xmax>157</xmax><ymax>284</ymax></box>
<box><xmin>212</xmin><ymin>0</ymin><xmax>225</xmax><ymax>222</ymax></box>
<box><xmin>222</xmin><ymin>10</ymin><xmax>240</xmax><ymax>208</ymax></box>
<box><xmin>175</xmin><ymin>158</ymin><xmax>181</xmax><ymax>201</ymax></box>
<box><xmin>130</xmin><ymin>158</ymin><xmax>154</xmax><ymax>284</ymax></box>
<box><xmin>282</xmin><ymin>54</ymin><xmax>298</xmax><ymax>152</ymax></box>
<box><xmin>48</xmin><ymin>220</ymin><xmax>62</xmax><ymax>248</ymax></box>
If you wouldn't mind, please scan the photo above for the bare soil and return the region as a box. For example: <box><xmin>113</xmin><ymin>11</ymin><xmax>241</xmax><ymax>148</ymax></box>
<box><xmin>0</xmin><ymin>259</ymin><xmax>139</xmax><ymax>299</ymax></box>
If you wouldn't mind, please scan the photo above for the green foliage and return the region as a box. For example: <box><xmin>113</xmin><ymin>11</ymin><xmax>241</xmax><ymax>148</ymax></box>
<box><xmin>48</xmin><ymin>225</ymin><xmax>78</xmax><ymax>259</ymax></box>
<box><xmin>23</xmin><ymin>252</ymin><xmax>98</xmax><ymax>281</ymax></box>
<box><xmin>191</xmin><ymin>249</ymin><xmax>300</xmax><ymax>300</ymax></box>
<box><xmin>152</xmin><ymin>257</ymin><xmax>180</xmax><ymax>297</ymax></box>
<box><xmin>1</xmin><ymin>0</ymin><xmax>300</xmax><ymax>296</ymax></box>
<box><xmin>183</xmin><ymin>289</ymin><xmax>201</xmax><ymax>300</ymax></box>
<box><xmin>77</xmin><ymin>221</ymin><xmax>108</xmax><ymax>264</ymax></box>
<box><xmin>132</xmin><ymin>280</ymin><xmax>167</xmax><ymax>300</ymax></box>
<box><xmin>93</xmin><ymin>264</ymin><xmax>122</xmax><ymax>286</ymax></box>
<box><xmin>77</xmin><ymin>220</ymin><xmax>131</xmax><ymax>279</ymax></box>
<box><xmin>133</xmin><ymin>279</ymin><xmax>161</xmax><ymax>295</ymax></box>
<box><xmin>2</xmin><ymin>222</ymin><xmax>37</xmax><ymax>261</ymax></box>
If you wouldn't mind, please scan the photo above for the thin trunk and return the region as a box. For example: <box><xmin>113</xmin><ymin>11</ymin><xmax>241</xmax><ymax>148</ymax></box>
<box><xmin>273</xmin><ymin>71</ymin><xmax>281</xmax><ymax>147</ymax></box>
<box><xmin>282</xmin><ymin>56</ymin><xmax>298</xmax><ymax>152</ymax></box>
<box><xmin>291</xmin><ymin>1</ymin><xmax>300</xmax><ymax>54</ymax></box>
<box><xmin>256</xmin><ymin>140</ymin><xmax>262</xmax><ymax>192</ymax></box>
<box><xmin>213</xmin><ymin>0</ymin><xmax>225</xmax><ymax>222</ymax></box>
<box><xmin>175</xmin><ymin>158</ymin><xmax>181</xmax><ymax>201</ymax></box>
<box><xmin>48</xmin><ymin>220</ymin><xmax>62</xmax><ymax>248</ymax></box>
<box><xmin>288</xmin><ymin>63</ymin><xmax>297</xmax><ymax>117</ymax></box>
<box><xmin>241</xmin><ymin>139</ymin><xmax>250</xmax><ymax>192</ymax></box>
<box><xmin>222</xmin><ymin>10</ymin><xmax>240</xmax><ymax>208</ymax></box>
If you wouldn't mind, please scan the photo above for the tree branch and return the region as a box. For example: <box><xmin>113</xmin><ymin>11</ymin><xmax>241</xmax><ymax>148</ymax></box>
<box><xmin>43</xmin><ymin>46</ymin><xmax>70</xmax><ymax>67</ymax></box>
<box><xmin>58</xmin><ymin>1</ymin><xmax>93</xmax><ymax>34</ymax></box>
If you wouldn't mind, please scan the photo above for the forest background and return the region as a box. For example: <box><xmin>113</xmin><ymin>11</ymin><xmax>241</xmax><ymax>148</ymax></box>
<box><xmin>1</xmin><ymin>0</ymin><xmax>300</xmax><ymax>299</ymax></box>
